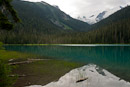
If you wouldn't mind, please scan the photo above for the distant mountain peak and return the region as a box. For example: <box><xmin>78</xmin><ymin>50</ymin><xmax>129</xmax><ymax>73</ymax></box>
<box><xmin>77</xmin><ymin>5</ymin><xmax>126</xmax><ymax>24</ymax></box>
<box><xmin>96</xmin><ymin>11</ymin><xmax>107</xmax><ymax>22</ymax></box>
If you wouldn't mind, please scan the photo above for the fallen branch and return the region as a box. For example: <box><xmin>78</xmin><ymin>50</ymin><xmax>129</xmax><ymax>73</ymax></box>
<box><xmin>8</xmin><ymin>58</ymin><xmax>50</xmax><ymax>65</ymax></box>
<box><xmin>76</xmin><ymin>77</ymin><xmax>88</xmax><ymax>83</ymax></box>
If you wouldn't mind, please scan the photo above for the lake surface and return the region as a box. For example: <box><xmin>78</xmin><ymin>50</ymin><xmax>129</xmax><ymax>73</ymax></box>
<box><xmin>4</xmin><ymin>44</ymin><xmax>130</xmax><ymax>82</ymax></box>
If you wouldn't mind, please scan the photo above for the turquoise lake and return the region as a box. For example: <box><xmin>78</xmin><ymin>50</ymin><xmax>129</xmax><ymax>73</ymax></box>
<box><xmin>4</xmin><ymin>44</ymin><xmax>130</xmax><ymax>82</ymax></box>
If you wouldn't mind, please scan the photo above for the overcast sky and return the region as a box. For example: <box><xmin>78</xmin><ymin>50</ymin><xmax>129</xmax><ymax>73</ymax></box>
<box><xmin>25</xmin><ymin>0</ymin><xmax>130</xmax><ymax>18</ymax></box>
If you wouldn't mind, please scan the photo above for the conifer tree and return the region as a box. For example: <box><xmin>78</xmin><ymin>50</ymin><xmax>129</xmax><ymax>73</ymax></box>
<box><xmin>0</xmin><ymin>0</ymin><xmax>20</xmax><ymax>30</ymax></box>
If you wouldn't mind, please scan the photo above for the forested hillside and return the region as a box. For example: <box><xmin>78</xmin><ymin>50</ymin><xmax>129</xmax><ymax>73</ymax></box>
<box><xmin>1</xmin><ymin>18</ymin><xmax>130</xmax><ymax>44</ymax></box>
<box><xmin>55</xmin><ymin>7</ymin><xmax>130</xmax><ymax>44</ymax></box>
<box><xmin>0</xmin><ymin>0</ymin><xmax>130</xmax><ymax>44</ymax></box>
<box><xmin>92</xmin><ymin>5</ymin><xmax>130</xmax><ymax>30</ymax></box>
<box><xmin>12</xmin><ymin>0</ymin><xmax>90</xmax><ymax>32</ymax></box>
<box><xmin>55</xmin><ymin>19</ymin><xmax>130</xmax><ymax>44</ymax></box>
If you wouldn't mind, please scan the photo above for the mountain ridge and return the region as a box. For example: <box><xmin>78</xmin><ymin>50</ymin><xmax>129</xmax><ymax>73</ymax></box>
<box><xmin>15</xmin><ymin>0</ymin><xmax>90</xmax><ymax>32</ymax></box>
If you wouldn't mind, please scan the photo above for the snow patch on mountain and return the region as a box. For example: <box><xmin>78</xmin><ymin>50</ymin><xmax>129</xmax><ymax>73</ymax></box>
<box><xmin>77</xmin><ymin>5</ymin><xmax>126</xmax><ymax>24</ymax></box>
<box><xmin>26</xmin><ymin>64</ymin><xmax>130</xmax><ymax>87</ymax></box>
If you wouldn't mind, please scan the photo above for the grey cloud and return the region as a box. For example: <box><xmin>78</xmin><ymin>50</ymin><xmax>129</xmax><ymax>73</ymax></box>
<box><xmin>28</xmin><ymin>0</ymin><xmax>130</xmax><ymax>17</ymax></box>
<box><xmin>68</xmin><ymin>0</ymin><xmax>130</xmax><ymax>17</ymax></box>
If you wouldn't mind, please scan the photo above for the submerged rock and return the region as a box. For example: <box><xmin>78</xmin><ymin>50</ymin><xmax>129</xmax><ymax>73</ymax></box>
<box><xmin>26</xmin><ymin>64</ymin><xmax>130</xmax><ymax>87</ymax></box>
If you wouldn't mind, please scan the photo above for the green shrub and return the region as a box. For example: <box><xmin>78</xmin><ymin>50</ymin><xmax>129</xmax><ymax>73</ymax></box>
<box><xmin>0</xmin><ymin>60</ymin><xmax>15</xmax><ymax>87</ymax></box>
<box><xmin>0</xmin><ymin>42</ymin><xmax>3</xmax><ymax>49</ymax></box>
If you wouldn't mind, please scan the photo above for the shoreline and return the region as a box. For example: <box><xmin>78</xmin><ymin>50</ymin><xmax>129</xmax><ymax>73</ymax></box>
<box><xmin>4</xmin><ymin>44</ymin><xmax>130</xmax><ymax>46</ymax></box>
<box><xmin>0</xmin><ymin>49</ymin><xmax>82</xmax><ymax>87</ymax></box>
<box><xmin>11</xmin><ymin>58</ymin><xmax>82</xmax><ymax>87</ymax></box>
<box><xmin>1</xmin><ymin>45</ymin><xmax>130</xmax><ymax>87</ymax></box>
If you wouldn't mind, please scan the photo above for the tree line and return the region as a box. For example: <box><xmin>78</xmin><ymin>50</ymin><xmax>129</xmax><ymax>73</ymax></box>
<box><xmin>0</xmin><ymin>18</ymin><xmax>130</xmax><ymax>44</ymax></box>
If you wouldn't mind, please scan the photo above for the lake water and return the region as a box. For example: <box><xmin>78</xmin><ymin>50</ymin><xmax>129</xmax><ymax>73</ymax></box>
<box><xmin>4</xmin><ymin>44</ymin><xmax>130</xmax><ymax>82</ymax></box>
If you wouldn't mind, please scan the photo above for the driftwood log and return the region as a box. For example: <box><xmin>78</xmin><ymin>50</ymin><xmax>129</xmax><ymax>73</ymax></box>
<box><xmin>76</xmin><ymin>77</ymin><xmax>88</xmax><ymax>83</ymax></box>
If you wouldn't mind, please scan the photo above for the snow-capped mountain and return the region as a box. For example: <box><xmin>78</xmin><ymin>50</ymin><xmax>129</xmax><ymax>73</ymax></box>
<box><xmin>77</xmin><ymin>6</ymin><xmax>125</xmax><ymax>24</ymax></box>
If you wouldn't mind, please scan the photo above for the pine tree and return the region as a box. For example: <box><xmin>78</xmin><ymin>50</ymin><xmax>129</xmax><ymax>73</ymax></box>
<box><xmin>0</xmin><ymin>0</ymin><xmax>20</xmax><ymax>30</ymax></box>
